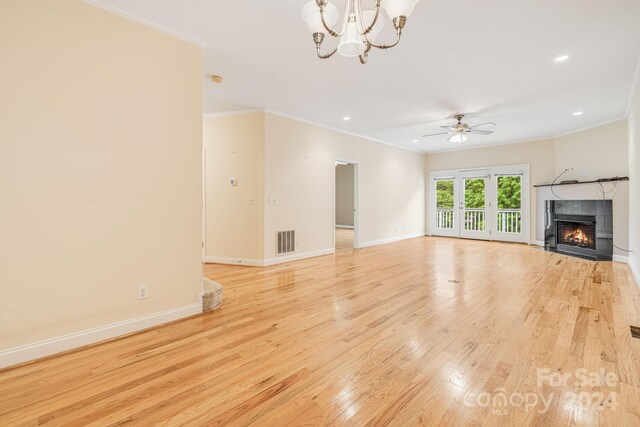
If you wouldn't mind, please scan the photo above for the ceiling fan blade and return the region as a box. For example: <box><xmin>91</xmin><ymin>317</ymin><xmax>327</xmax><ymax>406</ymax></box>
<box><xmin>469</xmin><ymin>129</ymin><xmax>494</xmax><ymax>135</ymax></box>
<box><xmin>422</xmin><ymin>132</ymin><xmax>451</xmax><ymax>137</ymax></box>
<box><xmin>470</xmin><ymin>122</ymin><xmax>496</xmax><ymax>128</ymax></box>
<box><xmin>440</xmin><ymin>126</ymin><xmax>457</xmax><ymax>130</ymax></box>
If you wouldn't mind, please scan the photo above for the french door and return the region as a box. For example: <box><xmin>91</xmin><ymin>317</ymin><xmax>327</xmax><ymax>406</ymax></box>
<box><xmin>431</xmin><ymin>165</ymin><xmax>529</xmax><ymax>243</ymax></box>
<box><xmin>460</xmin><ymin>170</ymin><xmax>490</xmax><ymax>240</ymax></box>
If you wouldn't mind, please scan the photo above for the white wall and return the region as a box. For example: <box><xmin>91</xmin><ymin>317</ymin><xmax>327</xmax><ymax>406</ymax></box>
<box><xmin>629</xmin><ymin>68</ymin><xmax>640</xmax><ymax>283</ymax></box>
<box><xmin>335</xmin><ymin>164</ymin><xmax>354</xmax><ymax>227</ymax></box>
<box><xmin>0</xmin><ymin>0</ymin><xmax>203</xmax><ymax>357</ymax></box>
<box><xmin>555</xmin><ymin>120</ymin><xmax>628</xmax><ymax>180</ymax></box>
<box><xmin>203</xmin><ymin>113</ymin><xmax>265</xmax><ymax>262</ymax></box>
<box><xmin>263</xmin><ymin>113</ymin><xmax>426</xmax><ymax>260</ymax></box>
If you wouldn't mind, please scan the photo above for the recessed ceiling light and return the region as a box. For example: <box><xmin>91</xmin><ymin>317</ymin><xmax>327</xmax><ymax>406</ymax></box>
<box><xmin>343</xmin><ymin>116</ymin><xmax>351</xmax><ymax>121</ymax></box>
<box><xmin>412</xmin><ymin>139</ymin><xmax>419</xmax><ymax>143</ymax></box>
<box><xmin>573</xmin><ymin>111</ymin><xmax>583</xmax><ymax>116</ymax></box>
<box><xmin>554</xmin><ymin>54</ymin><xmax>570</xmax><ymax>63</ymax></box>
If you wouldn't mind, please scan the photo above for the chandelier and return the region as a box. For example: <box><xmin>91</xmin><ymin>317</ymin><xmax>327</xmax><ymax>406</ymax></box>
<box><xmin>301</xmin><ymin>0</ymin><xmax>420</xmax><ymax>64</ymax></box>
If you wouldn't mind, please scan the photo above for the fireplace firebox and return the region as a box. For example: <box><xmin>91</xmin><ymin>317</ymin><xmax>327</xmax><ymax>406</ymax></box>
<box><xmin>555</xmin><ymin>214</ymin><xmax>597</xmax><ymax>258</ymax></box>
<box><xmin>544</xmin><ymin>200</ymin><xmax>613</xmax><ymax>261</ymax></box>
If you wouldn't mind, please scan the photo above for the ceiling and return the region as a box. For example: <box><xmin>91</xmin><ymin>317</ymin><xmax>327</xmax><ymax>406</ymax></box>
<box><xmin>87</xmin><ymin>0</ymin><xmax>640</xmax><ymax>152</ymax></box>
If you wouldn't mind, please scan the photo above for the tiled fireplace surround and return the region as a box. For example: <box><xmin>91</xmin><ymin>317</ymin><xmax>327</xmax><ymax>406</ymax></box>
<box><xmin>544</xmin><ymin>199</ymin><xmax>614</xmax><ymax>260</ymax></box>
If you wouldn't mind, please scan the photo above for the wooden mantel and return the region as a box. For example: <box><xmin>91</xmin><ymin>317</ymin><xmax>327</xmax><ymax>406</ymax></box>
<box><xmin>534</xmin><ymin>176</ymin><xmax>629</xmax><ymax>188</ymax></box>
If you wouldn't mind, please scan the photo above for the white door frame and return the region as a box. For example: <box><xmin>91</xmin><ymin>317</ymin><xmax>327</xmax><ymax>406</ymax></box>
<box><xmin>459</xmin><ymin>169</ymin><xmax>491</xmax><ymax>240</ymax></box>
<box><xmin>334</xmin><ymin>158</ymin><xmax>360</xmax><ymax>249</ymax></box>
<box><xmin>430</xmin><ymin>170</ymin><xmax>460</xmax><ymax>237</ymax></box>
<box><xmin>429</xmin><ymin>164</ymin><xmax>530</xmax><ymax>244</ymax></box>
<box><xmin>201</xmin><ymin>147</ymin><xmax>207</xmax><ymax>261</ymax></box>
<box><xmin>492</xmin><ymin>164</ymin><xmax>530</xmax><ymax>243</ymax></box>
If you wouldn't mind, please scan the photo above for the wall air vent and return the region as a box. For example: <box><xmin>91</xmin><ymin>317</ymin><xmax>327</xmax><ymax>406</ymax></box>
<box><xmin>277</xmin><ymin>230</ymin><xmax>296</xmax><ymax>255</ymax></box>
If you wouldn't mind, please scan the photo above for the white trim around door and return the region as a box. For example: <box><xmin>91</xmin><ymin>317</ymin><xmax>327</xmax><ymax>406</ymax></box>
<box><xmin>429</xmin><ymin>164</ymin><xmax>530</xmax><ymax>244</ymax></box>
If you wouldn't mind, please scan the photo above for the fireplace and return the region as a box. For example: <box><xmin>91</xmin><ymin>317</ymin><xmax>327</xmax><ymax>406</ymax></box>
<box><xmin>555</xmin><ymin>214</ymin><xmax>596</xmax><ymax>258</ymax></box>
<box><xmin>544</xmin><ymin>200</ymin><xmax>613</xmax><ymax>261</ymax></box>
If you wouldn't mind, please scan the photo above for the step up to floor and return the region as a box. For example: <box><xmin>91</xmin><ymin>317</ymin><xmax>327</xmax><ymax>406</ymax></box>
<box><xmin>202</xmin><ymin>277</ymin><xmax>222</xmax><ymax>312</ymax></box>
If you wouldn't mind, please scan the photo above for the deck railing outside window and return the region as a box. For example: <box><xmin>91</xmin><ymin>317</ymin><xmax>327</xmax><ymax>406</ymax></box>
<box><xmin>497</xmin><ymin>209</ymin><xmax>522</xmax><ymax>234</ymax></box>
<box><xmin>464</xmin><ymin>209</ymin><xmax>485</xmax><ymax>231</ymax></box>
<box><xmin>436</xmin><ymin>208</ymin><xmax>454</xmax><ymax>229</ymax></box>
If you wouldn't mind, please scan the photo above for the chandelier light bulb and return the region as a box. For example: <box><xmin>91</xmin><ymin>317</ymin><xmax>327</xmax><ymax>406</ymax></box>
<box><xmin>338</xmin><ymin>18</ymin><xmax>366</xmax><ymax>57</ymax></box>
<box><xmin>382</xmin><ymin>0</ymin><xmax>419</xmax><ymax>19</ymax></box>
<box><xmin>301</xmin><ymin>1</ymin><xmax>339</xmax><ymax>34</ymax></box>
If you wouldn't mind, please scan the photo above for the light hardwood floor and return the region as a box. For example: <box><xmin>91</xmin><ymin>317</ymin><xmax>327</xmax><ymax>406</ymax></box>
<box><xmin>1</xmin><ymin>232</ymin><xmax>640</xmax><ymax>426</ymax></box>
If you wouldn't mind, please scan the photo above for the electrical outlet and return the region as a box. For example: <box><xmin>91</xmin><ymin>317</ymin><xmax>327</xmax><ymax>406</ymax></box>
<box><xmin>137</xmin><ymin>285</ymin><xmax>148</xmax><ymax>300</ymax></box>
<box><xmin>268</xmin><ymin>196</ymin><xmax>278</xmax><ymax>205</ymax></box>
<box><xmin>247</xmin><ymin>197</ymin><xmax>255</xmax><ymax>205</ymax></box>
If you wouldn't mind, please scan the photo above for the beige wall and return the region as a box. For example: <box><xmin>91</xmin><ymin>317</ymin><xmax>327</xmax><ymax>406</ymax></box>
<box><xmin>0</xmin><ymin>1</ymin><xmax>203</xmax><ymax>350</ymax></box>
<box><xmin>425</xmin><ymin>139</ymin><xmax>556</xmax><ymax>241</ymax></box>
<box><xmin>555</xmin><ymin>120</ymin><xmax>629</xmax><ymax>180</ymax></box>
<box><xmin>264</xmin><ymin>113</ymin><xmax>426</xmax><ymax>260</ymax></box>
<box><xmin>203</xmin><ymin>113</ymin><xmax>265</xmax><ymax>261</ymax></box>
<box><xmin>335</xmin><ymin>164</ymin><xmax>354</xmax><ymax>227</ymax></box>
<box><xmin>629</xmin><ymin>71</ymin><xmax>640</xmax><ymax>280</ymax></box>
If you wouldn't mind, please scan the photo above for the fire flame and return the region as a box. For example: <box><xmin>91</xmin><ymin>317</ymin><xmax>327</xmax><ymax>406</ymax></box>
<box><xmin>564</xmin><ymin>227</ymin><xmax>591</xmax><ymax>245</ymax></box>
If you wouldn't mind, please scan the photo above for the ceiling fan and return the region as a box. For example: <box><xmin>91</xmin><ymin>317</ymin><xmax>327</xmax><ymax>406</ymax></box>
<box><xmin>422</xmin><ymin>114</ymin><xmax>496</xmax><ymax>143</ymax></box>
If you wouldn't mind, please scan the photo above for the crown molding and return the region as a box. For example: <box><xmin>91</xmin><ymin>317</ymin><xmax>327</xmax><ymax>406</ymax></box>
<box><xmin>552</xmin><ymin>116</ymin><xmax>627</xmax><ymax>139</ymax></box>
<box><xmin>626</xmin><ymin>53</ymin><xmax>640</xmax><ymax>118</ymax></box>
<box><xmin>82</xmin><ymin>0</ymin><xmax>206</xmax><ymax>47</ymax></box>
<box><xmin>203</xmin><ymin>109</ymin><xmax>264</xmax><ymax>119</ymax></box>
<box><xmin>263</xmin><ymin>110</ymin><xmax>425</xmax><ymax>154</ymax></box>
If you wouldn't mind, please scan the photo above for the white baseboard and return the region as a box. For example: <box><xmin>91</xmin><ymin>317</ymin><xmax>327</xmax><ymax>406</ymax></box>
<box><xmin>530</xmin><ymin>240</ymin><xmax>545</xmax><ymax>246</ymax></box>
<box><xmin>204</xmin><ymin>248</ymin><xmax>335</xmax><ymax>268</ymax></box>
<box><xmin>629</xmin><ymin>260</ymin><xmax>639</xmax><ymax>288</ymax></box>
<box><xmin>264</xmin><ymin>248</ymin><xmax>335</xmax><ymax>266</ymax></box>
<box><xmin>335</xmin><ymin>225</ymin><xmax>354</xmax><ymax>229</ymax></box>
<box><xmin>613</xmin><ymin>255</ymin><xmax>629</xmax><ymax>264</ymax></box>
<box><xmin>203</xmin><ymin>256</ymin><xmax>263</xmax><ymax>267</ymax></box>
<box><xmin>0</xmin><ymin>303</ymin><xmax>202</xmax><ymax>370</ymax></box>
<box><xmin>360</xmin><ymin>232</ymin><xmax>426</xmax><ymax>248</ymax></box>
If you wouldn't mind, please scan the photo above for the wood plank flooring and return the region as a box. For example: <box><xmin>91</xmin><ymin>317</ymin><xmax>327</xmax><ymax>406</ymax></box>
<box><xmin>1</xmin><ymin>231</ymin><xmax>640</xmax><ymax>426</ymax></box>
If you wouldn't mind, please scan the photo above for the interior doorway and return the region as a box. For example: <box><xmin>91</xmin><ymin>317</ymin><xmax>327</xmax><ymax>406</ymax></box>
<box><xmin>334</xmin><ymin>159</ymin><xmax>360</xmax><ymax>250</ymax></box>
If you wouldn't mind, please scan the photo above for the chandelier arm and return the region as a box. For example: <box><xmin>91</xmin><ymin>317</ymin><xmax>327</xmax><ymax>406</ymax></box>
<box><xmin>317</xmin><ymin>46</ymin><xmax>338</xmax><ymax>59</ymax></box>
<box><xmin>355</xmin><ymin>0</ymin><xmax>381</xmax><ymax>35</ymax></box>
<box><xmin>365</xmin><ymin>30</ymin><xmax>402</xmax><ymax>50</ymax></box>
<box><xmin>358</xmin><ymin>42</ymin><xmax>371</xmax><ymax>64</ymax></box>
<box><xmin>320</xmin><ymin>6</ymin><xmax>343</xmax><ymax>37</ymax></box>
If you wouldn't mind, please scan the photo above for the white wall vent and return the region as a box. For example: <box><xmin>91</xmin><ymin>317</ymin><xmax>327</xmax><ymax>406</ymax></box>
<box><xmin>277</xmin><ymin>230</ymin><xmax>296</xmax><ymax>255</ymax></box>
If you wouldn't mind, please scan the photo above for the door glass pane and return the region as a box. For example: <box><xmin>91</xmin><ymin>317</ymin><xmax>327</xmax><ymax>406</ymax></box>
<box><xmin>463</xmin><ymin>178</ymin><xmax>485</xmax><ymax>231</ymax></box>
<box><xmin>497</xmin><ymin>176</ymin><xmax>521</xmax><ymax>209</ymax></box>
<box><xmin>436</xmin><ymin>180</ymin><xmax>454</xmax><ymax>208</ymax></box>
<box><xmin>496</xmin><ymin>175</ymin><xmax>522</xmax><ymax>234</ymax></box>
<box><xmin>435</xmin><ymin>179</ymin><xmax>454</xmax><ymax>229</ymax></box>
<box><xmin>464</xmin><ymin>178</ymin><xmax>485</xmax><ymax>208</ymax></box>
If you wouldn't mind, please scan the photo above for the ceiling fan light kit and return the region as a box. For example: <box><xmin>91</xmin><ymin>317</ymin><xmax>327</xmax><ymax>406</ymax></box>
<box><xmin>422</xmin><ymin>114</ymin><xmax>496</xmax><ymax>144</ymax></box>
<box><xmin>302</xmin><ymin>0</ymin><xmax>420</xmax><ymax>64</ymax></box>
